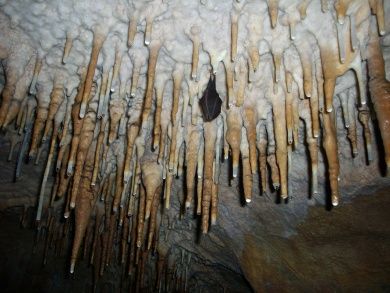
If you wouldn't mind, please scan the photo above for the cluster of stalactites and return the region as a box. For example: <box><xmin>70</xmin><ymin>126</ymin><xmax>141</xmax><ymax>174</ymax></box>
<box><xmin>0</xmin><ymin>0</ymin><xmax>389</xmax><ymax>285</ymax></box>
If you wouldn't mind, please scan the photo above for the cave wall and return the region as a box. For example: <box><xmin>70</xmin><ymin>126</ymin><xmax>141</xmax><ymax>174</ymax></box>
<box><xmin>0</xmin><ymin>0</ymin><xmax>390</xmax><ymax>292</ymax></box>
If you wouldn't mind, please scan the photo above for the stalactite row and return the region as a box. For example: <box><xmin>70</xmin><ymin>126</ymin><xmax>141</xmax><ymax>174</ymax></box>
<box><xmin>0</xmin><ymin>0</ymin><xmax>389</xmax><ymax>290</ymax></box>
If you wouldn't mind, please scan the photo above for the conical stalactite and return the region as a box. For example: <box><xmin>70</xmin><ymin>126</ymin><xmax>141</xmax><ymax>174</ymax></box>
<box><xmin>70</xmin><ymin>140</ymin><xmax>97</xmax><ymax>273</ymax></box>
<box><xmin>0</xmin><ymin>1</ymin><xmax>389</xmax><ymax>291</ymax></box>
<box><xmin>202</xmin><ymin>119</ymin><xmax>218</xmax><ymax>233</ymax></box>
<box><xmin>79</xmin><ymin>30</ymin><xmax>106</xmax><ymax>118</ymax></box>
<box><xmin>366</xmin><ymin>26</ymin><xmax>390</xmax><ymax>172</ymax></box>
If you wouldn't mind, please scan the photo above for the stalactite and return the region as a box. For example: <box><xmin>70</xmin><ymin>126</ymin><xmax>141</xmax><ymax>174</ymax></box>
<box><xmin>29</xmin><ymin>56</ymin><xmax>42</xmax><ymax>95</ymax></box>
<box><xmin>141</xmin><ymin>156</ymin><xmax>163</xmax><ymax>220</ymax></box>
<box><xmin>202</xmin><ymin>120</ymin><xmax>217</xmax><ymax>233</ymax></box>
<box><xmin>171</xmin><ymin>64</ymin><xmax>184</xmax><ymax>126</ymax></box>
<box><xmin>70</xmin><ymin>140</ymin><xmax>97</xmax><ymax>273</ymax></box>
<box><xmin>67</xmin><ymin>67</ymin><xmax>87</xmax><ymax>175</ymax></box>
<box><xmin>267</xmin><ymin>0</ymin><xmax>279</xmax><ymax>29</ymax></box>
<box><xmin>241</xmin><ymin>128</ymin><xmax>253</xmax><ymax>203</ymax></box>
<box><xmin>366</xmin><ymin>27</ymin><xmax>390</xmax><ymax>171</ymax></box>
<box><xmin>28</xmin><ymin>89</ymin><xmax>50</xmax><ymax>159</ymax></box>
<box><xmin>185</xmin><ymin>125</ymin><xmax>201</xmax><ymax>209</ymax></box>
<box><xmin>79</xmin><ymin>31</ymin><xmax>106</xmax><ymax>118</ymax></box>
<box><xmin>124</xmin><ymin>123</ymin><xmax>139</xmax><ymax>183</ymax></box>
<box><xmin>231</xmin><ymin>12</ymin><xmax>239</xmax><ymax>62</ymax></box>
<box><xmin>190</xmin><ymin>25</ymin><xmax>201</xmax><ymax>80</ymax></box>
<box><xmin>62</xmin><ymin>32</ymin><xmax>73</xmax><ymax>64</ymax></box>
<box><xmin>256</xmin><ymin>123</ymin><xmax>268</xmax><ymax>194</ymax></box>
<box><xmin>271</xmin><ymin>85</ymin><xmax>288</xmax><ymax>199</ymax></box>
<box><xmin>235</xmin><ymin>57</ymin><xmax>247</xmax><ymax>106</ymax></box>
<box><xmin>70</xmin><ymin>111</ymin><xmax>97</xmax><ymax>209</ymax></box>
<box><xmin>322</xmin><ymin>111</ymin><xmax>340</xmax><ymax>206</ymax></box>
<box><xmin>142</xmin><ymin>41</ymin><xmax>161</xmax><ymax>127</ymax></box>
<box><xmin>42</xmin><ymin>81</ymin><xmax>64</xmax><ymax>141</ymax></box>
<box><xmin>358</xmin><ymin>106</ymin><xmax>373</xmax><ymax>163</ymax></box>
<box><xmin>153</xmin><ymin>79</ymin><xmax>165</xmax><ymax>150</ymax></box>
<box><xmin>243</xmin><ymin>107</ymin><xmax>257</xmax><ymax>174</ymax></box>
<box><xmin>226</xmin><ymin>106</ymin><xmax>242</xmax><ymax>178</ymax></box>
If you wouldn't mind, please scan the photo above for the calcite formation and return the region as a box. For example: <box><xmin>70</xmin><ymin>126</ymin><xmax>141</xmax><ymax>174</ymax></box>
<box><xmin>0</xmin><ymin>0</ymin><xmax>389</xmax><ymax>291</ymax></box>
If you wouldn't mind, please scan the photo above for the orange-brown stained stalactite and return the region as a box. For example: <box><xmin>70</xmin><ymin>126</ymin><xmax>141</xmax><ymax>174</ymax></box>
<box><xmin>202</xmin><ymin>119</ymin><xmax>217</xmax><ymax>233</ymax></box>
<box><xmin>248</xmin><ymin>45</ymin><xmax>260</xmax><ymax>73</ymax></box>
<box><xmin>108</xmin><ymin>99</ymin><xmax>125</xmax><ymax>144</ymax></box>
<box><xmin>79</xmin><ymin>31</ymin><xmax>106</xmax><ymax>119</ymax></box>
<box><xmin>241</xmin><ymin>128</ymin><xmax>253</xmax><ymax>203</ymax></box>
<box><xmin>141</xmin><ymin>156</ymin><xmax>163</xmax><ymax>220</ymax></box>
<box><xmin>235</xmin><ymin>57</ymin><xmax>247</xmax><ymax>106</ymax></box>
<box><xmin>171</xmin><ymin>64</ymin><xmax>184</xmax><ymax>125</ymax></box>
<box><xmin>137</xmin><ymin>185</ymin><xmax>146</xmax><ymax>248</ymax></box>
<box><xmin>267</xmin><ymin>0</ymin><xmax>279</xmax><ymax>29</ymax></box>
<box><xmin>244</xmin><ymin>107</ymin><xmax>258</xmax><ymax>174</ymax></box>
<box><xmin>43</xmin><ymin>83</ymin><xmax>64</xmax><ymax>141</ymax></box>
<box><xmin>70</xmin><ymin>140</ymin><xmax>96</xmax><ymax>274</ymax></box>
<box><xmin>113</xmin><ymin>145</ymin><xmax>125</xmax><ymax>213</ymax></box>
<box><xmin>298</xmin><ymin>0</ymin><xmax>311</xmax><ymax>20</ymax></box>
<box><xmin>224</xmin><ymin>59</ymin><xmax>234</xmax><ymax>107</ymax></box>
<box><xmin>62</xmin><ymin>32</ymin><xmax>73</xmax><ymax>64</ymax></box>
<box><xmin>319</xmin><ymin>16</ymin><xmax>358</xmax><ymax>113</ymax></box>
<box><xmin>130</xmin><ymin>60</ymin><xmax>142</xmax><ymax>98</ymax></box>
<box><xmin>185</xmin><ymin>125</ymin><xmax>201</xmax><ymax>209</ymax></box>
<box><xmin>210</xmin><ymin>182</ymin><xmax>218</xmax><ymax>225</ymax></box>
<box><xmin>190</xmin><ymin>25</ymin><xmax>201</xmax><ymax>80</ymax></box>
<box><xmin>147</xmin><ymin>185</ymin><xmax>162</xmax><ymax>250</ymax></box>
<box><xmin>67</xmin><ymin>68</ymin><xmax>87</xmax><ymax>175</ymax></box>
<box><xmin>164</xmin><ymin>169</ymin><xmax>173</xmax><ymax>209</ymax></box>
<box><xmin>29</xmin><ymin>98</ymin><xmax>49</xmax><ymax>159</ymax></box>
<box><xmin>196</xmin><ymin>138</ymin><xmax>204</xmax><ymax>215</ymax></box>
<box><xmin>257</xmin><ymin>123</ymin><xmax>268</xmax><ymax>194</ymax></box>
<box><xmin>70</xmin><ymin>111</ymin><xmax>97</xmax><ymax>209</ymax></box>
<box><xmin>144</xmin><ymin>15</ymin><xmax>154</xmax><ymax>46</ymax></box>
<box><xmin>265</xmin><ymin>109</ymin><xmax>280</xmax><ymax>190</ymax></box>
<box><xmin>358</xmin><ymin>107</ymin><xmax>373</xmax><ymax>163</ymax></box>
<box><xmin>369</xmin><ymin>0</ymin><xmax>385</xmax><ymax>36</ymax></box>
<box><xmin>334</xmin><ymin>0</ymin><xmax>352</xmax><ymax>25</ymax></box>
<box><xmin>322</xmin><ymin>111</ymin><xmax>340</xmax><ymax>206</ymax></box>
<box><xmin>141</xmin><ymin>41</ymin><xmax>161</xmax><ymax>128</ymax></box>
<box><xmin>272</xmin><ymin>51</ymin><xmax>282</xmax><ymax>84</ymax></box>
<box><xmin>168</xmin><ymin>122</ymin><xmax>179</xmax><ymax>172</ymax></box>
<box><xmin>153</xmin><ymin>81</ymin><xmax>165</xmax><ymax>150</ymax></box>
<box><xmin>91</xmin><ymin>118</ymin><xmax>108</xmax><ymax>186</ymax></box>
<box><xmin>300</xmin><ymin>99</ymin><xmax>319</xmax><ymax>196</ymax></box>
<box><xmin>271</xmin><ymin>86</ymin><xmax>288</xmax><ymax>199</ymax></box>
<box><xmin>336</xmin><ymin>21</ymin><xmax>346</xmax><ymax>64</ymax></box>
<box><xmin>285</xmin><ymin>87</ymin><xmax>294</xmax><ymax>145</ymax></box>
<box><xmin>124</xmin><ymin>123</ymin><xmax>139</xmax><ymax>182</ymax></box>
<box><xmin>367</xmin><ymin>28</ymin><xmax>390</xmax><ymax>172</ymax></box>
<box><xmin>231</xmin><ymin>12</ymin><xmax>238</xmax><ymax>62</ymax></box>
<box><xmin>127</xmin><ymin>14</ymin><xmax>138</xmax><ymax>48</ymax></box>
<box><xmin>28</xmin><ymin>56</ymin><xmax>42</xmax><ymax>96</ymax></box>
<box><xmin>309</xmin><ymin>68</ymin><xmax>320</xmax><ymax>138</ymax></box>
<box><xmin>296</xmin><ymin>40</ymin><xmax>313</xmax><ymax>98</ymax></box>
<box><xmin>226</xmin><ymin>106</ymin><xmax>242</xmax><ymax>178</ymax></box>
